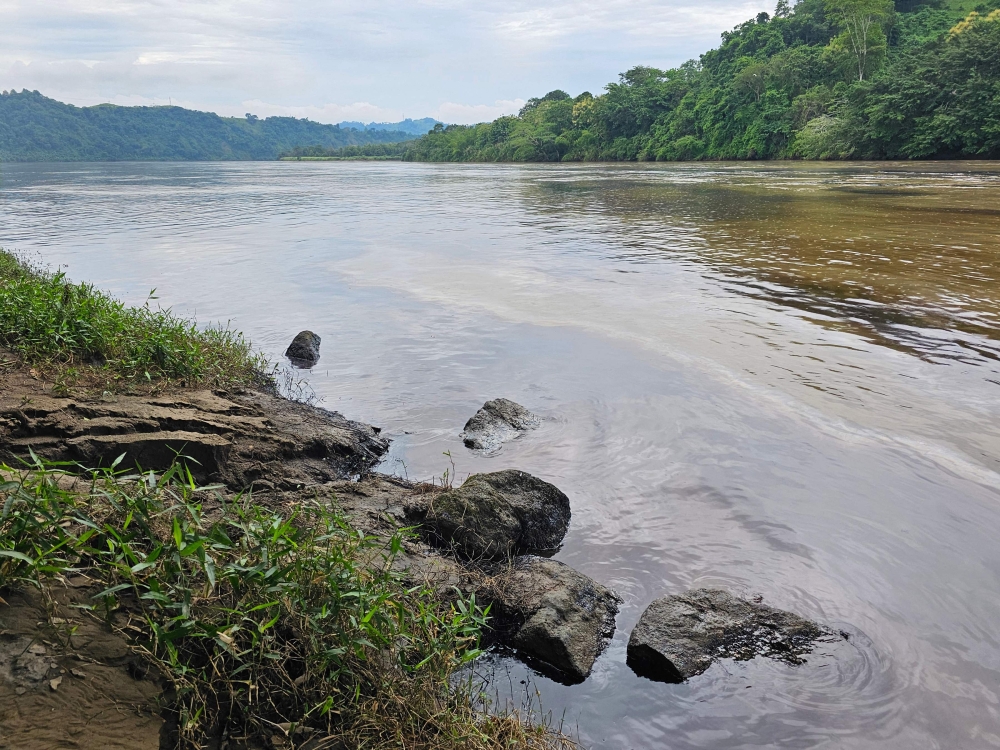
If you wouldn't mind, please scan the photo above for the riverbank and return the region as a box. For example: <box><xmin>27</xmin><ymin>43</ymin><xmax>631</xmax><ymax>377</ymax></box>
<box><xmin>279</xmin><ymin>156</ymin><xmax>402</xmax><ymax>161</ymax></box>
<box><xmin>0</xmin><ymin>250</ymin><xmax>576</xmax><ymax>749</ymax></box>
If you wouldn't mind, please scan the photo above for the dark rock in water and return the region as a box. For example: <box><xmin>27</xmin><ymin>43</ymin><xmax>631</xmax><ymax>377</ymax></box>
<box><xmin>421</xmin><ymin>469</ymin><xmax>570</xmax><ymax>560</ymax></box>
<box><xmin>285</xmin><ymin>330</ymin><xmax>321</xmax><ymax>366</ymax></box>
<box><xmin>626</xmin><ymin>588</ymin><xmax>826</xmax><ymax>683</ymax></box>
<box><xmin>500</xmin><ymin>556</ymin><xmax>621</xmax><ymax>683</ymax></box>
<box><xmin>461</xmin><ymin>398</ymin><xmax>539</xmax><ymax>452</ymax></box>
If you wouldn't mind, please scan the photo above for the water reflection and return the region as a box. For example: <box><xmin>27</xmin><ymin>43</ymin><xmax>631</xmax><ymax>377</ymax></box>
<box><xmin>516</xmin><ymin>163</ymin><xmax>1000</xmax><ymax>365</ymax></box>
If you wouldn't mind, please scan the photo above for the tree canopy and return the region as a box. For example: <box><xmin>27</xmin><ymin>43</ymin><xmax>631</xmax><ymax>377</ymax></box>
<box><xmin>399</xmin><ymin>0</ymin><xmax>1000</xmax><ymax>162</ymax></box>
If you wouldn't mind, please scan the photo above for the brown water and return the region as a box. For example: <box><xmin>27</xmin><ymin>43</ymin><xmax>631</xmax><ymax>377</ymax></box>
<box><xmin>2</xmin><ymin>161</ymin><xmax>999</xmax><ymax>749</ymax></box>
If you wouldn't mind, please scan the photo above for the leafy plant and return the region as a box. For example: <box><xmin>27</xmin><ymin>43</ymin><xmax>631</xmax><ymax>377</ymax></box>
<box><xmin>0</xmin><ymin>249</ymin><xmax>270</xmax><ymax>391</ymax></box>
<box><xmin>0</xmin><ymin>457</ymin><xmax>568</xmax><ymax>749</ymax></box>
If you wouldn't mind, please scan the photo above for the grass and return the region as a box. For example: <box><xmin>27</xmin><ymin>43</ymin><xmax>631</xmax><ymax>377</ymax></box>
<box><xmin>0</xmin><ymin>249</ymin><xmax>271</xmax><ymax>391</ymax></box>
<box><xmin>0</xmin><ymin>457</ymin><xmax>574</xmax><ymax>749</ymax></box>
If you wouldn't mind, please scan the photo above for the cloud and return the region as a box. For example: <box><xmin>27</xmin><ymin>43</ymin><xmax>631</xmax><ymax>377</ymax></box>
<box><xmin>1</xmin><ymin>0</ymin><xmax>772</xmax><ymax>121</ymax></box>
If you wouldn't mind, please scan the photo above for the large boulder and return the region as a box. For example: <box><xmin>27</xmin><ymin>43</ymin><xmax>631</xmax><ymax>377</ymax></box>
<box><xmin>499</xmin><ymin>556</ymin><xmax>620</xmax><ymax>684</ymax></box>
<box><xmin>461</xmin><ymin>398</ymin><xmax>539</xmax><ymax>452</ymax></box>
<box><xmin>422</xmin><ymin>470</ymin><xmax>570</xmax><ymax>560</ymax></box>
<box><xmin>285</xmin><ymin>330</ymin><xmax>321</xmax><ymax>366</ymax></box>
<box><xmin>626</xmin><ymin>588</ymin><xmax>826</xmax><ymax>683</ymax></box>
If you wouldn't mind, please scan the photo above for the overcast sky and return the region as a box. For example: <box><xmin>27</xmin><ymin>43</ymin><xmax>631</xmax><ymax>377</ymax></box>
<box><xmin>1</xmin><ymin>0</ymin><xmax>769</xmax><ymax>124</ymax></box>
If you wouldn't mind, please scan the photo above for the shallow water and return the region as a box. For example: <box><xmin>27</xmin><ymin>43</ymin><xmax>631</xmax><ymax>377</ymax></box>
<box><xmin>2</xmin><ymin>161</ymin><xmax>1000</xmax><ymax>749</ymax></box>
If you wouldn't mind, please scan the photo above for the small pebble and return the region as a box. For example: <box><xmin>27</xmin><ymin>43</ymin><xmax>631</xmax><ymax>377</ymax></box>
<box><xmin>49</xmin><ymin>677</ymin><xmax>63</xmax><ymax>691</ymax></box>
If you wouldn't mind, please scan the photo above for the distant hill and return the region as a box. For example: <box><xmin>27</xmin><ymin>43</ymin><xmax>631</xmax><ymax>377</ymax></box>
<box><xmin>0</xmin><ymin>90</ymin><xmax>417</xmax><ymax>162</ymax></box>
<box><xmin>337</xmin><ymin>117</ymin><xmax>441</xmax><ymax>136</ymax></box>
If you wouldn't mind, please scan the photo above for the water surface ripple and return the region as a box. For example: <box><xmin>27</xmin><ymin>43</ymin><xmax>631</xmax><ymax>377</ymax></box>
<box><xmin>2</xmin><ymin>161</ymin><xmax>1000</xmax><ymax>749</ymax></box>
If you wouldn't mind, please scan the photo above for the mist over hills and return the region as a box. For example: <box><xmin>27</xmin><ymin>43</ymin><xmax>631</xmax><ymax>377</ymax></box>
<box><xmin>0</xmin><ymin>91</ymin><xmax>419</xmax><ymax>162</ymax></box>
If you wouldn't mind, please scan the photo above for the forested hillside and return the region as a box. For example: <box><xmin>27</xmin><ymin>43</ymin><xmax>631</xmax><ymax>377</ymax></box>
<box><xmin>401</xmin><ymin>0</ymin><xmax>1000</xmax><ymax>161</ymax></box>
<box><xmin>0</xmin><ymin>91</ymin><xmax>415</xmax><ymax>161</ymax></box>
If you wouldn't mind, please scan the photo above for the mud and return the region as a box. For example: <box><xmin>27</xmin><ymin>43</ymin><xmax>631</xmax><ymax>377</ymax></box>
<box><xmin>0</xmin><ymin>585</ymin><xmax>166</xmax><ymax>750</ymax></box>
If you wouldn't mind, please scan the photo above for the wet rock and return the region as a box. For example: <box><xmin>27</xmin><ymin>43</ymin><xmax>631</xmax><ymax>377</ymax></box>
<box><xmin>461</xmin><ymin>398</ymin><xmax>539</xmax><ymax>452</ymax></box>
<box><xmin>500</xmin><ymin>556</ymin><xmax>620</xmax><ymax>683</ymax></box>
<box><xmin>626</xmin><ymin>588</ymin><xmax>826</xmax><ymax>683</ymax></box>
<box><xmin>421</xmin><ymin>469</ymin><xmax>570</xmax><ymax>560</ymax></box>
<box><xmin>285</xmin><ymin>330</ymin><xmax>321</xmax><ymax>366</ymax></box>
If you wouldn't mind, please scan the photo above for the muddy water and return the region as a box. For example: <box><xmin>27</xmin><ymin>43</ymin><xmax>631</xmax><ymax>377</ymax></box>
<box><xmin>2</xmin><ymin>161</ymin><xmax>999</xmax><ymax>749</ymax></box>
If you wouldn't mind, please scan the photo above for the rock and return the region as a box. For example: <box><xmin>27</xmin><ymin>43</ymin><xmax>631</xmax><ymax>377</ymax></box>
<box><xmin>626</xmin><ymin>588</ymin><xmax>826</xmax><ymax>683</ymax></box>
<box><xmin>49</xmin><ymin>676</ymin><xmax>63</xmax><ymax>691</ymax></box>
<box><xmin>500</xmin><ymin>556</ymin><xmax>620</xmax><ymax>683</ymax></box>
<box><xmin>285</xmin><ymin>330</ymin><xmax>321</xmax><ymax>366</ymax></box>
<box><xmin>422</xmin><ymin>469</ymin><xmax>570</xmax><ymax>560</ymax></box>
<box><xmin>0</xmin><ymin>385</ymin><xmax>389</xmax><ymax>489</ymax></box>
<box><xmin>67</xmin><ymin>430</ymin><xmax>232</xmax><ymax>477</ymax></box>
<box><xmin>461</xmin><ymin>398</ymin><xmax>539</xmax><ymax>452</ymax></box>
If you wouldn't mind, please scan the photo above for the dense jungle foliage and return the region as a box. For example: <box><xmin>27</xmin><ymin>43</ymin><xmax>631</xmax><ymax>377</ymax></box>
<box><xmin>0</xmin><ymin>90</ymin><xmax>415</xmax><ymax>161</ymax></box>
<box><xmin>280</xmin><ymin>142</ymin><xmax>411</xmax><ymax>159</ymax></box>
<box><xmin>400</xmin><ymin>0</ymin><xmax>1000</xmax><ymax>161</ymax></box>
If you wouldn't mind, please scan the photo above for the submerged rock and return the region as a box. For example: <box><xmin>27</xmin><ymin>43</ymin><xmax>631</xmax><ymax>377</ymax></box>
<box><xmin>461</xmin><ymin>398</ymin><xmax>539</xmax><ymax>452</ymax></box>
<box><xmin>501</xmin><ymin>556</ymin><xmax>621</xmax><ymax>684</ymax></box>
<box><xmin>626</xmin><ymin>588</ymin><xmax>826</xmax><ymax>683</ymax></box>
<box><xmin>421</xmin><ymin>469</ymin><xmax>570</xmax><ymax>560</ymax></box>
<box><xmin>285</xmin><ymin>330</ymin><xmax>321</xmax><ymax>366</ymax></box>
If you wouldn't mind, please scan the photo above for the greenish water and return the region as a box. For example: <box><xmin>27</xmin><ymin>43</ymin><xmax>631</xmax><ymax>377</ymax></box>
<box><xmin>2</xmin><ymin>161</ymin><xmax>999</xmax><ymax>749</ymax></box>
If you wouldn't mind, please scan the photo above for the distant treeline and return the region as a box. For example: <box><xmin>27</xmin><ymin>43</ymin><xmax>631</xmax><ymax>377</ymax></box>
<box><xmin>279</xmin><ymin>142</ymin><xmax>411</xmax><ymax>160</ymax></box>
<box><xmin>0</xmin><ymin>91</ymin><xmax>417</xmax><ymax>162</ymax></box>
<box><xmin>387</xmin><ymin>0</ymin><xmax>1000</xmax><ymax>162</ymax></box>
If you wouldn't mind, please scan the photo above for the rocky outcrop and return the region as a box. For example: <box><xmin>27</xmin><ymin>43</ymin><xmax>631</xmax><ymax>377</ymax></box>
<box><xmin>461</xmin><ymin>398</ymin><xmax>539</xmax><ymax>452</ymax></box>
<box><xmin>0</xmin><ymin>380</ymin><xmax>387</xmax><ymax>488</ymax></box>
<box><xmin>626</xmin><ymin>588</ymin><xmax>826</xmax><ymax>683</ymax></box>
<box><xmin>285</xmin><ymin>330</ymin><xmax>321</xmax><ymax>366</ymax></box>
<box><xmin>498</xmin><ymin>556</ymin><xmax>620</xmax><ymax>684</ymax></box>
<box><xmin>0</xmin><ymin>363</ymin><xmax>617</xmax><ymax>688</ymax></box>
<box><xmin>417</xmin><ymin>469</ymin><xmax>570</xmax><ymax>560</ymax></box>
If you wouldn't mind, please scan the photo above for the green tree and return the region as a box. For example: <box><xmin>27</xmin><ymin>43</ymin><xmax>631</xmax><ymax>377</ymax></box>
<box><xmin>826</xmin><ymin>0</ymin><xmax>894</xmax><ymax>80</ymax></box>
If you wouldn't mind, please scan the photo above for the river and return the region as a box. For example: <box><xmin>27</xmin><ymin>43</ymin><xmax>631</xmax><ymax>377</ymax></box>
<box><xmin>2</xmin><ymin>161</ymin><xmax>999</xmax><ymax>749</ymax></box>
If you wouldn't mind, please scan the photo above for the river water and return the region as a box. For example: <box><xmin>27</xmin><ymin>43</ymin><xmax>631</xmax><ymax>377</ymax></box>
<box><xmin>2</xmin><ymin>161</ymin><xmax>999</xmax><ymax>749</ymax></box>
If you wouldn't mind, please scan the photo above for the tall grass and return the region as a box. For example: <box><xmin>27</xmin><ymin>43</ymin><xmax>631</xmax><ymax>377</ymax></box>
<box><xmin>0</xmin><ymin>249</ymin><xmax>270</xmax><ymax>389</ymax></box>
<box><xmin>0</xmin><ymin>458</ymin><xmax>571</xmax><ymax>749</ymax></box>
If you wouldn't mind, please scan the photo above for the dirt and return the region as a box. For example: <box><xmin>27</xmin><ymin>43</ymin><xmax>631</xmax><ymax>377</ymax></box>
<box><xmin>0</xmin><ymin>584</ymin><xmax>166</xmax><ymax>750</ymax></box>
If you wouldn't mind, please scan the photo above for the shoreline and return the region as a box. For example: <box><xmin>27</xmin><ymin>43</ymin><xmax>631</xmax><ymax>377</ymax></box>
<box><xmin>0</xmin><ymin>345</ymin><xmax>603</xmax><ymax>748</ymax></box>
<box><xmin>0</xmin><ymin>249</ymin><xmax>593</xmax><ymax>749</ymax></box>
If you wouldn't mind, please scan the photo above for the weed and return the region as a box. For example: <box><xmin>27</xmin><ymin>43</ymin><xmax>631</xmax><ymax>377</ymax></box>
<box><xmin>0</xmin><ymin>457</ymin><xmax>573</xmax><ymax>749</ymax></box>
<box><xmin>0</xmin><ymin>249</ymin><xmax>271</xmax><ymax>392</ymax></box>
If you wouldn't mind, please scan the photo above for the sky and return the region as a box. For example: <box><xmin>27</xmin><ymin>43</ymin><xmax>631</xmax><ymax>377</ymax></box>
<box><xmin>1</xmin><ymin>0</ymin><xmax>770</xmax><ymax>125</ymax></box>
